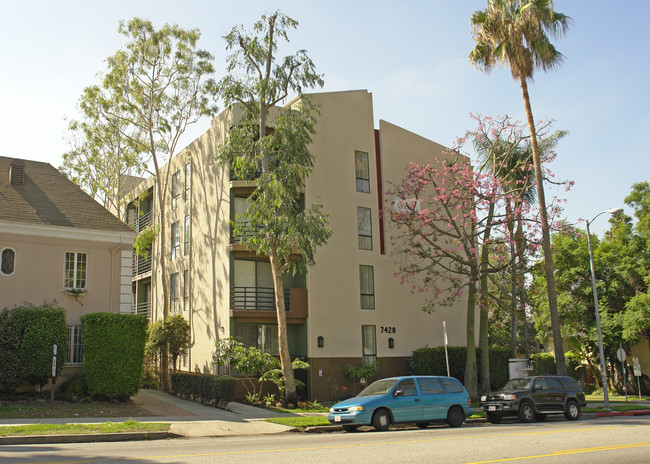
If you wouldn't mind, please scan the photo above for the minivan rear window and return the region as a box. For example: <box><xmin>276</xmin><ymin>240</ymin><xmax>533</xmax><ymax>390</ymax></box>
<box><xmin>441</xmin><ymin>378</ymin><xmax>464</xmax><ymax>393</ymax></box>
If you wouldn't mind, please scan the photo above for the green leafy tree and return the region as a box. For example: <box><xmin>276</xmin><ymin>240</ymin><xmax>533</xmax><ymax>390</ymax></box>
<box><xmin>216</xmin><ymin>12</ymin><xmax>331</xmax><ymax>405</ymax></box>
<box><xmin>61</xmin><ymin>99</ymin><xmax>144</xmax><ymax>221</ymax></box>
<box><xmin>76</xmin><ymin>18</ymin><xmax>217</xmax><ymax>391</ymax></box>
<box><xmin>470</xmin><ymin>0</ymin><xmax>572</xmax><ymax>375</ymax></box>
<box><xmin>145</xmin><ymin>314</ymin><xmax>191</xmax><ymax>372</ymax></box>
<box><xmin>213</xmin><ymin>337</ymin><xmax>279</xmax><ymax>400</ymax></box>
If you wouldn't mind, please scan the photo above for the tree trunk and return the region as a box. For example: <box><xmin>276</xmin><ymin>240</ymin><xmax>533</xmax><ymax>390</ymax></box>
<box><xmin>519</xmin><ymin>77</ymin><xmax>567</xmax><ymax>375</ymax></box>
<box><xmin>464</xmin><ymin>281</ymin><xmax>478</xmax><ymax>400</ymax></box>
<box><xmin>268</xmin><ymin>245</ymin><xmax>298</xmax><ymax>404</ymax></box>
<box><xmin>478</xmin><ymin>202</ymin><xmax>494</xmax><ymax>394</ymax></box>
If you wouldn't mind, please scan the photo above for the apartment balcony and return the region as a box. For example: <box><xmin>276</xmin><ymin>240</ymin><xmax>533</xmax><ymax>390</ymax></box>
<box><xmin>230</xmin><ymin>287</ymin><xmax>307</xmax><ymax>322</ymax></box>
<box><xmin>230</xmin><ymin>220</ymin><xmax>265</xmax><ymax>250</ymax></box>
<box><xmin>133</xmin><ymin>254</ymin><xmax>152</xmax><ymax>276</ymax></box>
<box><xmin>136</xmin><ymin>210</ymin><xmax>153</xmax><ymax>232</ymax></box>
<box><xmin>132</xmin><ymin>301</ymin><xmax>152</xmax><ymax>320</ymax></box>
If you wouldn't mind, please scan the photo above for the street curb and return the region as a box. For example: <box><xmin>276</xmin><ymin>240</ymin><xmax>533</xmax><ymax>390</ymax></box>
<box><xmin>595</xmin><ymin>410</ymin><xmax>650</xmax><ymax>417</ymax></box>
<box><xmin>0</xmin><ymin>431</ymin><xmax>178</xmax><ymax>446</ymax></box>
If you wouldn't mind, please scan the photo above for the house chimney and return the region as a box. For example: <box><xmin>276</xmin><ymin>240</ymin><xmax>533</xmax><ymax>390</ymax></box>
<box><xmin>9</xmin><ymin>159</ymin><xmax>25</xmax><ymax>186</ymax></box>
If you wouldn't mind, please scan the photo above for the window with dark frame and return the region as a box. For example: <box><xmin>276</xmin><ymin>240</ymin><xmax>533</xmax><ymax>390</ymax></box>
<box><xmin>183</xmin><ymin>269</ymin><xmax>189</xmax><ymax>312</ymax></box>
<box><xmin>362</xmin><ymin>324</ymin><xmax>377</xmax><ymax>364</ymax></box>
<box><xmin>357</xmin><ymin>206</ymin><xmax>373</xmax><ymax>250</ymax></box>
<box><xmin>1</xmin><ymin>248</ymin><xmax>15</xmax><ymax>275</ymax></box>
<box><xmin>184</xmin><ymin>162</ymin><xmax>191</xmax><ymax>201</ymax></box>
<box><xmin>359</xmin><ymin>265</ymin><xmax>375</xmax><ymax>309</ymax></box>
<box><xmin>170</xmin><ymin>272</ymin><xmax>180</xmax><ymax>313</ymax></box>
<box><xmin>355</xmin><ymin>151</ymin><xmax>370</xmax><ymax>193</ymax></box>
<box><xmin>66</xmin><ymin>325</ymin><xmax>84</xmax><ymax>366</ymax></box>
<box><xmin>184</xmin><ymin>215</ymin><xmax>190</xmax><ymax>255</ymax></box>
<box><xmin>171</xmin><ymin>221</ymin><xmax>180</xmax><ymax>260</ymax></box>
<box><xmin>171</xmin><ymin>170</ymin><xmax>180</xmax><ymax>210</ymax></box>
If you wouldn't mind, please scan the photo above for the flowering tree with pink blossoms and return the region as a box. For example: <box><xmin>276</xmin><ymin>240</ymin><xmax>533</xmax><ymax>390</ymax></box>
<box><xmin>388</xmin><ymin>115</ymin><xmax>571</xmax><ymax>397</ymax></box>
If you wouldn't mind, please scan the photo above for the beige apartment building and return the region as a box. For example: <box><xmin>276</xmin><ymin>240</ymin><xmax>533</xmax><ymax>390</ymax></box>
<box><xmin>125</xmin><ymin>90</ymin><xmax>472</xmax><ymax>401</ymax></box>
<box><xmin>0</xmin><ymin>156</ymin><xmax>135</xmax><ymax>379</ymax></box>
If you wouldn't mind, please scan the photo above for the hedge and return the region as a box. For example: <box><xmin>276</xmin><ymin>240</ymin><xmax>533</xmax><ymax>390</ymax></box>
<box><xmin>81</xmin><ymin>312</ymin><xmax>148</xmax><ymax>400</ymax></box>
<box><xmin>0</xmin><ymin>303</ymin><xmax>67</xmax><ymax>392</ymax></box>
<box><xmin>411</xmin><ymin>346</ymin><xmax>514</xmax><ymax>391</ymax></box>
<box><xmin>171</xmin><ymin>372</ymin><xmax>236</xmax><ymax>407</ymax></box>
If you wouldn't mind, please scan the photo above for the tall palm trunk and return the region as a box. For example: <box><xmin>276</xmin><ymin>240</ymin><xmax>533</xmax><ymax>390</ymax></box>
<box><xmin>520</xmin><ymin>77</ymin><xmax>567</xmax><ymax>375</ymax></box>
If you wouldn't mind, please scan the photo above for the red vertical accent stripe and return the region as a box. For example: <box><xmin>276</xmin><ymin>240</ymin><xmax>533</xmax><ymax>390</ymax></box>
<box><xmin>375</xmin><ymin>129</ymin><xmax>385</xmax><ymax>255</ymax></box>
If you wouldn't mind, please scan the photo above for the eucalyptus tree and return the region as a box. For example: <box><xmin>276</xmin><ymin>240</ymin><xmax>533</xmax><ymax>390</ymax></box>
<box><xmin>76</xmin><ymin>18</ymin><xmax>218</xmax><ymax>390</ymax></box>
<box><xmin>469</xmin><ymin>0</ymin><xmax>572</xmax><ymax>374</ymax></box>
<box><xmin>216</xmin><ymin>12</ymin><xmax>331</xmax><ymax>404</ymax></box>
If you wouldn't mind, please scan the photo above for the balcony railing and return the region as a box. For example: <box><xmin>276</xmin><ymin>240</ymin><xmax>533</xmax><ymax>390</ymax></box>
<box><xmin>132</xmin><ymin>301</ymin><xmax>151</xmax><ymax>320</ymax></box>
<box><xmin>137</xmin><ymin>210</ymin><xmax>153</xmax><ymax>232</ymax></box>
<box><xmin>231</xmin><ymin>286</ymin><xmax>291</xmax><ymax>311</ymax></box>
<box><xmin>133</xmin><ymin>254</ymin><xmax>152</xmax><ymax>276</ymax></box>
<box><xmin>230</xmin><ymin>220</ymin><xmax>265</xmax><ymax>244</ymax></box>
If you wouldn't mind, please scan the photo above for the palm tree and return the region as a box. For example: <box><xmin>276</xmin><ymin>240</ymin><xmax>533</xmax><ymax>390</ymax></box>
<box><xmin>469</xmin><ymin>0</ymin><xmax>572</xmax><ymax>374</ymax></box>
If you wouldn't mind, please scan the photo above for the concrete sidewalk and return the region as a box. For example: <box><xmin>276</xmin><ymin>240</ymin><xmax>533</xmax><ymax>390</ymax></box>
<box><xmin>0</xmin><ymin>389</ymin><xmax>301</xmax><ymax>444</ymax></box>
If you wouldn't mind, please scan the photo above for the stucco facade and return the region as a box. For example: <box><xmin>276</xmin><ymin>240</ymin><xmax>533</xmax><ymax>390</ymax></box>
<box><xmin>125</xmin><ymin>90</ymin><xmax>475</xmax><ymax>401</ymax></box>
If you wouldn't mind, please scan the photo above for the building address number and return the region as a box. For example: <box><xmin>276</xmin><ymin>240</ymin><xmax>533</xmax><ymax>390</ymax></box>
<box><xmin>380</xmin><ymin>326</ymin><xmax>396</xmax><ymax>334</ymax></box>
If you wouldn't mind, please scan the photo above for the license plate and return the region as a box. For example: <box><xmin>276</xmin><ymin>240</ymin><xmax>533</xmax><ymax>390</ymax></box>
<box><xmin>334</xmin><ymin>415</ymin><xmax>341</xmax><ymax>422</ymax></box>
<box><xmin>488</xmin><ymin>406</ymin><xmax>496</xmax><ymax>411</ymax></box>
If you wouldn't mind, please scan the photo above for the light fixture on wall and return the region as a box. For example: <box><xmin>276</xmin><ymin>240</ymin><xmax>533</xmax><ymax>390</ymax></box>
<box><xmin>388</xmin><ymin>338</ymin><xmax>394</xmax><ymax>349</ymax></box>
<box><xmin>317</xmin><ymin>336</ymin><xmax>324</xmax><ymax>348</ymax></box>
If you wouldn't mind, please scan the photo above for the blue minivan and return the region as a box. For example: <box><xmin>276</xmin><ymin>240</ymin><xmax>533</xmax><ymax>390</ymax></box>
<box><xmin>327</xmin><ymin>375</ymin><xmax>473</xmax><ymax>432</ymax></box>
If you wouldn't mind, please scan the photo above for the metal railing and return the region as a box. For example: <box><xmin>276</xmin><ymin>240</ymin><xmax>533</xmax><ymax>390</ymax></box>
<box><xmin>230</xmin><ymin>220</ymin><xmax>265</xmax><ymax>243</ymax></box>
<box><xmin>132</xmin><ymin>301</ymin><xmax>152</xmax><ymax>320</ymax></box>
<box><xmin>133</xmin><ymin>254</ymin><xmax>152</xmax><ymax>276</ymax></box>
<box><xmin>231</xmin><ymin>286</ymin><xmax>291</xmax><ymax>311</ymax></box>
<box><xmin>137</xmin><ymin>210</ymin><xmax>153</xmax><ymax>232</ymax></box>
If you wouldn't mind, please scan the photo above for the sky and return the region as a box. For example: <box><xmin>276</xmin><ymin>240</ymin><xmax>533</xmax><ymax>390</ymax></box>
<box><xmin>1</xmin><ymin>0</ymin><xmax>647</xmax><ymax>235</ymax></box>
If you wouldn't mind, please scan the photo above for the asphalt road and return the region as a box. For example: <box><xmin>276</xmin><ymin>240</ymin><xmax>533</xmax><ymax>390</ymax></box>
<box><xmin>2</xmin><ymin>415</ymin><xmax>649</xmax><ymax>464</ymax></box>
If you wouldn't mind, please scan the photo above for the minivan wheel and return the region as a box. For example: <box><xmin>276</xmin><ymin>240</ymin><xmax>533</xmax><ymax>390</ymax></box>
<box><xmin>518</xmin><ymin>402</ymin><xmax>535</xmax><ymax>423</ymax></box>
<box><xmin>486</xmin><ymin>412</ymin><xmax>502</xmax><ymax>424</ymax></box>
<box><xmin>564</xmin><ymin>400</ymin><xmax>581</xmax><ymax>421</ymax></box>
<box><xmin>372</xmin><ymin>409</ymin><xmax>391</xmax><ymax>431</ymax></box>
<box><xmin>447</xmin><ymin>406</ymin><xmax>465</xmax><ymax>427</ymax></box>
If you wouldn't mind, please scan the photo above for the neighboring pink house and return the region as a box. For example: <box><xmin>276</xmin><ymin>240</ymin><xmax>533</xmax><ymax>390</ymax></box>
<box><xmin>0</xmin><ymin>156</ymin><xmax>135</xmax><ymax>374</ymax></box>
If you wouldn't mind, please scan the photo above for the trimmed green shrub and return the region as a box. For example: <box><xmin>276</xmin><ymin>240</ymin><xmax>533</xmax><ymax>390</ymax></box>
<box><xmin>81</xmin><ymin>312</ymin><xmax>148</xmax><ymax>400</ymax></box>
<box><xmin>171</xmin><ymin>372</ymin><xmax>236</xmax><ymax>407</ymax></box>
<box><xmin>531</xmin><ymin>352</ymin><xmax>556</xmax><ymax>375</ymax></box>
<box><xmin>411</xmin><ymin>346</ymin><xmax>515</xmax><ymax>390</ymax></box>
<box><xmin>0</xmin><ymin>303</ymin><xmax>67</xmax><ymax>392</ymax></box>
<box><xmin>56</xmin><ymin>373</ymin><xmax>89</xmax><ymax>401</ymax></box>
<box><xmin>0</xmin><ymin>308</ymin><xmax>23</xmax><ymax>393</ymax></box>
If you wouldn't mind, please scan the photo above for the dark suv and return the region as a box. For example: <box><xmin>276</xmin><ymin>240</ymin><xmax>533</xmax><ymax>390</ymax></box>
<box><xmin>479</xmin><ymin>376</ymin><xmax>586</xmax><ymax>423</ymax></box>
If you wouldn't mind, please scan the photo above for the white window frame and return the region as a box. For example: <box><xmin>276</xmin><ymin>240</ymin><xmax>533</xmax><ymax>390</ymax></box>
<box><xmin>63</xmin><ymin>252</ymin><xmax>87</xmax><ymax>291</ymax></box>
<box><xmin>1</xmin><ymin>247</ymin><xmax>16</xmax><ymax>276</ymax></box>
<box><xmin>66</xmin><ymin>324</ymin><xmax>84</xmax><ymax>366</ymax></box>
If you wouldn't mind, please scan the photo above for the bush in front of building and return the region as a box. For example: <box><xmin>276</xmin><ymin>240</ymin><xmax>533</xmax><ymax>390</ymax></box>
<box><xmin>531</xmin><ymin>352</ymin><xmax>556</xmax><ymax>374</ymax></box>
<box><xmin>81</xmin><ymin>312</ymin><xmax>148</xmax><ymax>400</ymax></box>
<box><xmin>411</xmin><ymin>346</ymin><xmax>514</xmax><ymax>391</ymax></box>
<box><xmin>0</xmin><ymin>303</ymin><xmax>67</xmax><ymax>393</ymax></box>
<box><xmin>171</xmin><ymin>372</ymin><xmax>236</xmax><ymax>407</ymax></box>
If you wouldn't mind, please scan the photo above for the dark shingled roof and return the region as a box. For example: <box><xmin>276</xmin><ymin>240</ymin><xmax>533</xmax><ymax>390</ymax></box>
<box><xmin>0</xmin><ymin>156</ymin><xmax>133</xmax><ymax>233</ymax></box>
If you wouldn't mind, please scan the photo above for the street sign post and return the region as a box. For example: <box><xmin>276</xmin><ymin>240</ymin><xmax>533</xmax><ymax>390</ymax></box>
<box><xmin>618</xmin><ymin>344</ymin><xmax>628</xmax><ymax>401</ymax></box>
<box><xmin>633</xmin><ymin>357</ymin><xmax>642</xmax><ymax>400</ymax></box>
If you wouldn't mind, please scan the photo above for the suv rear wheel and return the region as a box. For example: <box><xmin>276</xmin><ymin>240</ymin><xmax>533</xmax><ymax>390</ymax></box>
<box><xmin>564</xmin><ymin>400</ymin><xmax>581</xmax><ymax>420</ymax></box>
<box><xmin>518</xmin><ymin>402</ymin><xmax>536</xmax><ymax>423</ymax></box>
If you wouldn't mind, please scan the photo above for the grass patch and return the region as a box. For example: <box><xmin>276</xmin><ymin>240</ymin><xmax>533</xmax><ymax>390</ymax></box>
<box><xmin>586</xmin><ymin>394</ymin><xmax>650</xmax><ymax>402</ymax></box>
<box><xmin>584</xmin><ymin>404</ymin><xmax>650</xmax><ymax>413</ymax></box>
<box><xmin>265</xmin><ymin>416</ymin><xmax>331</xmax><ymax>429</ymax></box>
<box><xmin>0</xmin><ymin>399</ymin><xmax>152</xmax><ymax>419</ymax></box>
<box><xmin>0</xmin><ymin>420</ymin><xmax>170</xmax><ymax>437</ymax></box>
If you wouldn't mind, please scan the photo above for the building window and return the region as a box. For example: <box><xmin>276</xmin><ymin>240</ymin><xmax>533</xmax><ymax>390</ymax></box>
<box><xmin>355</xmin><ymin>151</ymin><xmax>370</xmax><ymax>193</ymax></box>
<box><xmin>234</xmin><ymin>323</ymin><xmax>279</xmax><ymax>355</ymax></box>
<box><xmin>362</xmin><ymin>325</ymin><xmax>377</xmax><ymax>364</ymax></box>
<box><xmin>170</xmin><ymin>272</ymin><xmax>180</xmax><ymax>313</ymax></box>
<box><xmin>171</xmin><ymin>221</ymin><xmax>180</xmax><ymax>260</ymax></box>
<box><xmin>357</xmin><ymin>207</ymin><xmax>373</xmax><ymax>250</ymax></box>
<box><xmin>184</xmin><ymin>215</ymin><xmax>190</xmax><ymax>256</ymax></box>
<box><xmin>359</xmin><ymin>265</ymin><xmax>375</xmax><ymax>309</ymax></box>
<box><xmin>183</xmin><ymin>269</ymin><xmax>189</xmax><ymax>312</ymax></box>
<box><xmin>171</xmin><ymin>170</ymin><xmax>180</xmax><ymax>210</ymax></box>
<box><xmin>66</xmin><ymin>325</ymin><xmax>84</xmax><ymax>366</ymax></box>
<box><xmin>184</xmin><ymin>162</ymin><xmax>191</xmax><ymax>201</ymax></box>
<box><xmin>63</xmin><ymin>252</ymin><xmax>87</xmax><ymax>290</ymax></box>
<box><xmin>1</xmin><ymin>248</ymin><xmax>15</xmax><ymax>276</ymax></box>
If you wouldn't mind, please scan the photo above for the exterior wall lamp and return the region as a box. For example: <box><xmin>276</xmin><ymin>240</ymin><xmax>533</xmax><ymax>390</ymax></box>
<box><xmin>388</xmin><ymin>337</ymin><xmax>394</xmax><ymax>349</ymax></box>
<box><xmin>317</xmin><ymin>336</ymin><xmax>324</xmax><ymax>348</ymax></box>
